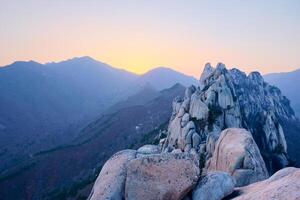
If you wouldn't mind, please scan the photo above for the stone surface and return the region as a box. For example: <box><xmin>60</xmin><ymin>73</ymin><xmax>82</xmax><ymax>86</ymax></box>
<box><xmin>263</xmin><ymin>111</ymin><xmax>287</xmax><ymax>153</ymax></box>
<box><xmin>205</xmin><ymin>131</ymin><xmax>220</xmax><ymax>160</ymax></box>
<box><xmin>165</xmin><ymin>113</ymin><xmax>197</xmax><ymax>151</ymax></box>
<box><xmin>189</xmin><ymin>92</ymin><xmax>209</xmax><ymax>121</ymax></box>
<box><xmin>207</xmin><ymin>128</ymin><xmax>269</xmax><ymax>186</ymax></box>
<box><xmin>137</xmin><ymin>144</ymin><xmax>161</xmax><ymax>155</ymax></box>
<box><xmin>199</xmin><ymin>62</ymin><xmax>214</xmax><ymax>90</ymax></box>
<box><xmin>181</xmin><ymin>113</ymin><xmax>190</xmax><ymax>127</ymax></box>
<box><xmin>88</xmin><ymin>63</ymin><xmax>299</xmax><ymax>200</ymax></box>
<box><xmin>192</xmin><ymin>172</ymin><xmax>235</xmax><ymax>200</ymax></box>
<box><xmin>192</xmin><ymin>132</ymin><xmax>201</xmax><ymax>148</ymax></box>
<box><xmin>217</xmin><ymin>76</ymin><xmax>234</xmax><ymax>110</ymax></box>
<box><xmin>125</xmin><ymin>153</ymin><xmax>200</xmax><ymax>200</ymax></box>
<box><xmin>185</xmin><ymin>85</ymin><xmax>196</xmax><ymax>99</ymax></box>
<box><xmin>88</xmin><ymin>150</ymin><xmax>136</xmax><ymax>200</ymax></box>
<box><xmin>171</xmin><ymin>148</ymin><xmax>183</xmax><ymax>154</ymax></box>
<box><xmin>166</xmin><ymin>114</ymin><xmax>182</xmax><ymax>149</ymax></box>
<box><xmin>232</xmin><ymin>167</ymin><xmax>300</xmax><ymax>200</ymax></box>
<box><xmin>162</xmin><ymin>63</ymin><xmax>295</xmax><ymax>174</ymax></box>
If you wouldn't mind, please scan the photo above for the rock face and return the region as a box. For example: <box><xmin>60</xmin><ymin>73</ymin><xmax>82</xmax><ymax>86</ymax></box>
<box><xmin>137</xmin><ymin>144</ymin><xmax>161</xmax><ymax>155</ymax></box>
<box><xmin>206</xmin><ymin>128</ymin><xmax>269</xmax><ymax>186</ymax></box>
<box><xmin>192</xmin><ymin>171</ymin><xmax>235</xmax><ymax>200</ymax></box>
<box><xmin>163</xmin><ymin>63</ymin><xmax>295</xmax><ymax>174</ymax></box>
<box><xmin>88</xmin><ymin>63</ymin><xmax>298</xmax><ymax>200</ymax></box>
<box><xmin>88</xmin><ymin>150</ymin><xmax>137</xmax><ymax>200</ymax></box>
<box><xmin>125</xmin><ymin>153</ymin><xmax>199</xmax><ymax>200</ymax></box>
<box><xmin>232</xmin><ymin>167</ymin><xmax>300</xmax><ymax>200</ymax></box>
<box><xmin>189</xmin><ymin>92</ymin><xmax>209</xmax><ymax>121</ymax></box>
<box><xmin>89</xmin><ymin>151</ymin><xmax>199</xmax><ymax>200</ymax></box>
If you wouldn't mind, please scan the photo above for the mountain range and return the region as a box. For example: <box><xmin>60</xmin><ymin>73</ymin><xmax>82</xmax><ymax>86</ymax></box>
<box><xmin>0</xmin><ymin>57</ymin><xmax>299</xmax><ymax>200</ymax></box>
<box><xmin>0</xmin><ymin>56</ymin><xmax>197</xmax><ymax>178</ymax></box>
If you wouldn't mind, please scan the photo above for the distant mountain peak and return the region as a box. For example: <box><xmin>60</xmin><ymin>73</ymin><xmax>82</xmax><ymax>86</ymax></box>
<box><xmin>48</xmin><ymin>56</ymin><xmax>107</xmax><ymax>66</ymax></box>
<box><xmin>75</xmin><ymin>55</ymin><xmax>94</xmax><ymax>60</ymax></box>
<box><xmin>144</xmin><ymin>66</ymin><xmax>175</xmax><ymax>72</ymax></box>
<box><xmin>143</xmin><ymin>66</ymin><xmax>195</xmax><ymax>78</ymax></box>
<box><xmin>7</xmin><ymin>60</ymin><xmax>42</xmax><ymax>67</ymax></box>
<box><xmin>138</xmin><ymin>66</ymin><xmax>198</xmax><ymax>90</ymax></box>
<box><xmin>66</xmin><ymin>56</ymin><xmax>97</xmax><ymax>63</ymax></box>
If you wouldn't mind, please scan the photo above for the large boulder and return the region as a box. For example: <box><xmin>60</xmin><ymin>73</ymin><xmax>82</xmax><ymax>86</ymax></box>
<box><xmin>125</xmin><ymin>153</ymin><xmax>200</xmax><ymax>200</ymax></box>
<box><xmin>88</xmin><ymin>150</ymin><xmax>137</xmax><ymax>200</ymax></box>
<box><xmin>206</xmin><ymin>128</ymin><xmax>269</xmax><ymax>186</ymax></box>
<box><xmin>165</xmin><ymin>114</ymin><xmax>182</xmax><ymax>149</ymax></box>
<box><xmin>192</xmin><ymin>171</ymin><xmax>235</xmax><ymax>200</ymax></box>
<box><xmin>232</xmin><ymin>167</ymin><xmax>300</xmax><ymax>200</ymax></box>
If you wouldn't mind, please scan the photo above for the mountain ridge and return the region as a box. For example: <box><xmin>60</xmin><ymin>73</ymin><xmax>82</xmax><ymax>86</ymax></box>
<box><xmin>0</xmin><ymin>57</ymin><xmax>197</xmax><ymax>174</ymax></box>
<box><xmin>264</xmin><ymin>68</ymin><xmax>300</xmax><ymax>117</ymax></box>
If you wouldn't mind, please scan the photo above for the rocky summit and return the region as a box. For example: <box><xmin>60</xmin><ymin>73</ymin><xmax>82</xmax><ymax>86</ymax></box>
<box><xmin>163</xmin><ymin>63</ymin><xmax>295</xmax><ymax>174</ymax></box>
<box><xmin>88</xmin><ymin>63</ymin><xmax>300</xmax><ymax>200</ymax></box>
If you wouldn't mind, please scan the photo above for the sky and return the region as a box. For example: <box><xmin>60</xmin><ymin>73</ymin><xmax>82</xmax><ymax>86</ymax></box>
<box><xmin>0</xmin><ymin>0</ymin><xmax>299</xmax><ymax>77</ymax></box>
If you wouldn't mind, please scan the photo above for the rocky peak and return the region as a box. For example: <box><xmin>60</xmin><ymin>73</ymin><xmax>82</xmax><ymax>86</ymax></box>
<box><xmin>248</xmin><ymin>71</ymin><xmax>264</xmax><ymax>85</ymax></box>
<box><xmin>199</xmin><ymin>62</ymin><xmax>214</xmax><ymax>90</ymax></box>
<box><xmin>163</xmin><ymin>63</ymin><xmax>296</xmax><ymax>174</ymax></box>
<box><xmin>215</xmin><ymin>62</ymin><xmax>226</xmax><ymax>71</ymax></box>
<box><xmin>88</xmin><ymin>63</ymin><xmax>300</xmax><ymax>200</ymax></box>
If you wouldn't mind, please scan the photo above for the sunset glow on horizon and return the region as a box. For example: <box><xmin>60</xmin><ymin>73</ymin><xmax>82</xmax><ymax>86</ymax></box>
<box><xmin>1</xmin><ymin>0</ymin><xmax>300</xmax><ymax>77</ymax></box>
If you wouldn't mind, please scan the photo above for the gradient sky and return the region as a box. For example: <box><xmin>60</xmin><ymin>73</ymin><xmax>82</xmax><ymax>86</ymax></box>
<box><xmin>0</xmin><ymin>0</ymin><xmax>299</xmax><ymax>77</ymax></box>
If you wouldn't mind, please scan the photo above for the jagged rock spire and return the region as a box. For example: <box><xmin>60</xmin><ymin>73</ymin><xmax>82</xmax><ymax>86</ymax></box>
<box><xmin>199</xmin><ymin>62</ymin><xmax>214</xmax><ymax>90</ymax></box>
<box><xmin>163</xmin><ymin>63</ymin><xmax>295</xmax><ymax>174</ymax></box>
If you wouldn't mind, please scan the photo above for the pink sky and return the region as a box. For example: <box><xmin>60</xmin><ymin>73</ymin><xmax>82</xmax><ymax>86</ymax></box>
<box><xmin>1</xmin><ymin>0</ymin><xmax>299</xmax><ymax>77</ymax></box>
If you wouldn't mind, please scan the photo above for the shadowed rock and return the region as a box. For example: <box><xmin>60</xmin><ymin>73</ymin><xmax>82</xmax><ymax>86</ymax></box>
<box><xmin>192</xmin><ymin>171</ymin><xmax>235</xmax><ymax>200</ymax></box>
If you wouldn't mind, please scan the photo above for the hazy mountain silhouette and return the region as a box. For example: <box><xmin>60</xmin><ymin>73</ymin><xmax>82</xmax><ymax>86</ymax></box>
<box><xmin>0</xmin><ymin>57</ymin><xmax>138</xmax><ymax>171</ymax></box>
<box><xmin>0</xmin><ymin>57</ymin><xmax>197</xmax><ymax>172</ymax></box>
<box><xmin>264</xmin><ymin>68</ymin><xmax>300</xmax><ymax>117</ymax></box>
<box><xmin>136</xmin><ymin>67</ymin><xmax>198</xmax><ymax>90</ymax></box>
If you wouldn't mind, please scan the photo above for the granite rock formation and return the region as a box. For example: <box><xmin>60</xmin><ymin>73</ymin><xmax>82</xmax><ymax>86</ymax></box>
<box><xmin>206</xmin><ymin>128</ymin><xmax>268</xmax><ymax>186</ymax></box>
<box><xmin>89</xmin><ymin>63</ymin><xmax>298</xmax><ymax>200</ymax></box>
<box><xmin>163</xmin><ymin>63</ymin><xmax>295</xmax><ymax>174</ymax></box>
<box><xmin>192</xmin><ymin>171</ymin><xmax>235</xmax><ymax>200</ymax></box>
<box><xmin>231</xmin><ymin>167</ymin><xmax>300</xmax><ymax>200</ymax></box>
